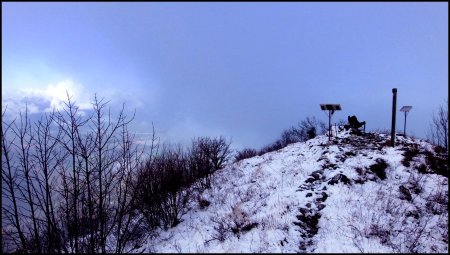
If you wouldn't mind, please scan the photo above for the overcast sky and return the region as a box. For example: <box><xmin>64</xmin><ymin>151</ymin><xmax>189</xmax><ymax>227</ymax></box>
<box><xmin>2</xmin><ymin>2</ymin><xmax>448</xmax><ymax>149</ymax></box>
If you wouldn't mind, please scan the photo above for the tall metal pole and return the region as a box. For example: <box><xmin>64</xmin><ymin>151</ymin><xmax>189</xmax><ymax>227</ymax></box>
<box><xmin>391</xmin><ymin>88</ymin><xmax>397</xmax><ymax>147</ymax></box>
<box><xmin>404</xmin><ymin>111</ymin><xmax>407</xmax><ymax>137</ymax></box>
<box><xmin>328</xmin><ymin>110</ymin><xmax>331</xmax><ymax>141</ymax></box>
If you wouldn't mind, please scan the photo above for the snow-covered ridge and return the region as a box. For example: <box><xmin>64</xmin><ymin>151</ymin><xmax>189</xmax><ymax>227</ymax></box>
<box><xmin>138</xmin><ymin>130</ymin><xmax>448</xmax><ymax>253</ymax></box>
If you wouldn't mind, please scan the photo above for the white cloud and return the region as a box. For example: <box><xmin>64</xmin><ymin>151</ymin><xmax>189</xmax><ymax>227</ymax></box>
<box><xmin>43</xmin><ymin>79</ymin><xmax>91</xmax><ymax>111</ymax></box>
<box><xmin>2</xmin><ymin>78</ymin><xmax>92</xmax><ymax>115</ymax></box>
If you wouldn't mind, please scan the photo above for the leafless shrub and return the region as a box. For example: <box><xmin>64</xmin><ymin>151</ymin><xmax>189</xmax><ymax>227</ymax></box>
<box><xmin>425</xmin><ymin>183</ymin><xmax>448</xmax><ymax>215</ymax></box>
<box><xmin>208</xmin><ymin>203</ymin><xmax>258</xmax><ymax>243</ymax></box>
<box><xmin>406</xmin><ymin>171</ymin><xmax>426</xmax><ymax>195</ymax></box>
<box><xmin>229</xmin><ymin>204</ymin><xmax>249</xmax><ymax>238</ymax></box>
<box><xmin>210</xmin><ymin>216</ymin><xmax>232</xmax><ymax>242</ymax></box>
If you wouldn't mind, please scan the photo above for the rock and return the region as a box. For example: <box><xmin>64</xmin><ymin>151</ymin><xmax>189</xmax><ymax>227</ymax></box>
<box><xmin>311</xmin><ymin>170</ymin><xmax>322</xmax><ymax>180</ymax></box>
<box><xmin>399</xmin><ymin>185</ymin><xmax>412</xmax><ymax>201</ymax></box>
<box><xmin>328</xmin><ymin>173</ymin><xmax>350</xmax><ymax>185</ymax></box>
<box><xmin>316</xmin><ymin>192</ymin><xmax>328</xmax><ymax>203</ymax></box>
<box><xmin>317</xmin><ymin>204</ymin><xmax>326</xmax><ymax>211</ymax></box>
<box><xmin>299</xmin><ymin>207</ymin><xmax>310</xmax><ymax>215</ymax></box>
<box><xmin>406</xmin><ymin>210</ymin><xmax>419</xmax><ymax>219</ymax></box>
<box><xmin>305</xmin><ymin>192</ymin><xmax>313</xmax><ymax>197</ymax></box>
<box><xmin>305</xmin><ymin>177</ymin><xmax>316</xmax><ymax>183</ymax></box>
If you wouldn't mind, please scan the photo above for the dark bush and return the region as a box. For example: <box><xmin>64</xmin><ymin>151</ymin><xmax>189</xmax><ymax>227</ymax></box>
<box><xmin>425</xmin><ymin>190</ymin><xmax>448</xmax><ymax>215</ymax></box>
<box><xmin>369</xmin><ymin>158</ymin><xmax>389</xmax><ymax>180</ymax></box>
<box><xmin>188</xmin><ymin>136</ymin><xmax>232</xmax><ymax>188</ymax></box>
<box><xmin>368</xmin><ymin>224</ymin><xmax>391</xmax><ymax>244</ymax></box>
<box><xmin>133</xmin><ymin>159</ymin><xmax>163</xmax><ymax>229</ymax></box>
<box><xmin>134</xmin><ymin>145</ymin><xmax>190</xmax><ymax>230</ymax></box>
<box><xmin>416</xmin><ymin>164</ymin><xmax>427</xmax><ymax>174</ymax></box>
<box><xmin>241</xmin><ymin>222</ymin><xmax>258</xmax><ymax>232</ymax></box>
<box><xmin>290</xmin><ymin>116</ymin><xmax>327</xmax><ymax>142</ymax></box>
<box><xmin>134</xmin><ymin>136</ymin><xmax>233</xmax><ymax>229</ymax></box>
<box><xmin>198</xmin><ymin>199</ymin><xmax>211</xmax><ymax>209</ymax></box>
<box><xmin>434</xmin><ymin>145</ymin><xmax>446</xmax><ymax>154</ymax></box>
<box><xmin>424</xmin><ymin>150</ymin><xmax>448</xmax><ymax>177</ymax></box>
<box><xmin>199</xmin><ymin>136</ymin><xmax>232</xmax><ymax>171</ymax></box>
<box><xmin>345</xmin><ymin>151</ymin><xmax>356</xmax><ymax>157</ymax></box>
<box><xmin>188</xmin><ymin>142</ymin><xmax>214</xmax><ymax>189</ymax></box>
<box><xmin>401</xmin><ymin>147</ymin><xmax>420</xmax><ymax>167</ymax></box>
<box><xmin>355</xmin><ymin>167</ymin><xmax>364</xmax><ymax>175</ymax></box>
<box><xmin>257</xmin><ymin>116</ymin><xmax>326</xmax><ymax>156</ymax></box>
<box><xmin>234</xmin><ymin>148</ymin><xmax>258</xmax><ymax>162</ymax></box>
<box><xmin>279</xmin><ymin>129</ymin><xmax>300</xmax><ymax>146</ymax></box>
<box><xmin>258</xmin><ymin>140</ymin><xmax>284</xmax><ymax>155</ymax></box>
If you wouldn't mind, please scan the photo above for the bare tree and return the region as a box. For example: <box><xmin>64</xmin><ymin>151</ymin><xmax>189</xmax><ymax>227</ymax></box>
<box><xmin>54</xmin><ymin>94</ymin><xmax>91</xmax><ymax>253</ymax></box>
<box><xmin>2</xmin><ymin>107</ymin><xmax>27</xmax><ymax>252</ymax></box>
<box><xmin>31</xmin><ymin>110</ymin><xmax>65</xmax><ymax>253</ymax></box>
<box><xmin>12</xmin><ymin>105</ymin><xmax>42</xmax><ymax>252</ymax></box>
<box><xmin>73</xmin><ymin>113</ymin><xmax>96</xmax><ymax>253</ymax></box>
<box><xmin>90</xmin><ymin>96</ymin><xmax>134</xmax><ymax>253</ymax></box>
<box><xmin>110</xmin><ymin>112</ymin><xmax>149</xmax><ymax>253</ymax></box>
<box><xmin>427</xmin><ymin>100</ymin><xmax>448</xmax><ymax>152</ymax></box>
<box><xmin>2</xmin><ymin>92</ymin><xmax>222</xmax><ymax>253</ymax></box>
<box><xmin>2</xmin><ymin>94</ymin><xmax>150</xmax><ymax>253</ymax></box>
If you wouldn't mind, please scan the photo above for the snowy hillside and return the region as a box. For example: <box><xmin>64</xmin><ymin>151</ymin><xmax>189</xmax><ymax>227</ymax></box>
<box><xmin>137</xmin><ymin>130</ymin><xmax>448</xmax><ymax>253</ymax></box>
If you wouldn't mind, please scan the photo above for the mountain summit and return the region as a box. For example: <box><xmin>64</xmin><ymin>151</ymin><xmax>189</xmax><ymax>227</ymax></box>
<box><xmin>139</xmin><ymin>130</ymin><xmax>448</xmax><ymax>253</ymax></box>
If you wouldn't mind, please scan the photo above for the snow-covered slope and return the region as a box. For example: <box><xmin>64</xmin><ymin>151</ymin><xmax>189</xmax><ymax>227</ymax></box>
<box><xmin>138</xmin><ymin>130</ymin><xmax>448</xmax><ymax>253</ymax></box>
